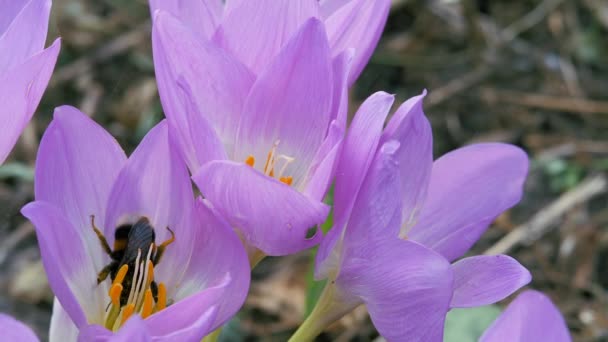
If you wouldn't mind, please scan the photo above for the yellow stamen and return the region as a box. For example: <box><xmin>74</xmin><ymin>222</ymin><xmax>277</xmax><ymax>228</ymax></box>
<box><xmin>147</xmin><ymin>260</ymin><xmax>154</xmax><ymax>285</ymax></box>
<box><xmin>280</xmin><ymin>176</ymin><xmax>293</xmax><ymax>186</ymax></box>
<box><xmin>113</xmin><ymin>264</ymin><xmax>129</xmax><ymax>286</ymax></box>
<box><xmin>245</xmin><ymin>155</ymin><xmax>255</xmax><ymax>167</ymax></box>
<box><xmin>121</xmin><ymin>303</ymin><xmax>135</xmax><ymax>325</ymax></box>
<box><xmin>141</xmin><ymin>289</ymin><xmax>154</xmax><ymax>319</ymax></box>
<box><xmin>109</xmin><ymin>284</ymin><xmax>123</xmax><ymax>307</ymax></box>
<box><xmin>156</xmin><ymin>282</ymin><xmax>167</xmax><ymax>311</ymax></box>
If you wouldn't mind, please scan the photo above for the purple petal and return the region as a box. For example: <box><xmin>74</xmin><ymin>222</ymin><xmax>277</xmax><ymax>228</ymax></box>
<box><xmin>333</xmin><ymin>91</ymin><xmax>394</xmax><ymax>224</ymax></box>
<box><xmin>480</xmin><ymin>290</ymin><xmax>571</xmax><ymax>342</ymax></box>
<box><xmin>319</xmin><ymin>0</ymin><xmax>351</xmax><ymax>18</ymax></box>
<box><xmin>381</xmin><ymin>91</ymin><xmax>432</xmax><ymax>237</ymax></box>
<box><xmin>303</xmin><ymin>121</ymin><xmax>344</xmax><ymax>200</ymax></box>
<box><xmin>324</xmin><ymin>0</ymin><xmax>390</xmax><ymax>85</ymax></box>
<box><xmin>21</xmin><ymin>202</ymin><xmax>96</xmax><ymax>328</ymax></box>
<box><xmin>78</xmin><ymin>317</ymin><xmax>150</xmax><ymax>342</ymax></box>
<box><xmin>409</xmin><ymin>143</ymin><xmax>529</xmax><ymax>261</ymax></box>
<box><xmin>233</xmin><ymin>18</ymin><xmax>333</xmax><ymax>188</ymax></box>
<box><xmin>49</xmin><ymin>299</ymin><xmax>79</xmax><ymax>342</ymax></box>
<box><xmin>0</xmin><ymin>39</ymin><xmax>60</xmax><ymax>164</ymax></box>
<box><xmin>143</xmin><ymin>279</ymin><xmax>225</xmax><ymax>339</ymax></box>
<box><xmin>104</xmin><ymin>121</ymin><xmax>195</xmax><ymax>286</ymax></box>
<box><xmin>152</xmin><ymin>11</ymin><xmax>254</xmax><ymax>164</ymax></box>
<box><xmin>213</xmin><ymin>0</ymin><xmax>320</xmax><ymax>73</ymax></box>
<box><xmin>149</xmin><ymin>0</ymin><xmax>222</xmax><ymax>40</ymax></box>
<box><xmin>0</xmin><ymin>0</ymin><xmax>50</xmax><ymax>74</ymax></box>
<box><xmin>174</xmin><ymin>199</ymin><xmax>250</xmax><ymax>330</ymax></box>
<box><xmin>193</xmin><ymin>160</ymin><xmax>328</xmax><ymax>256</ymax></box>
<box><xmin>450</xmin><ymin>255</ymin><xmax>531</xmax><ymax>308</ymax></box>
<box><xmin>337</xmin><ymin>238</ymin><xmax>454</xmax><ymax>341</ymax></box>
<box><xmin>0</xmin><ymin>0</ymin><xmax>29</xmax><ymax>34</ymax></box>
<box><xmin>0</xmin><ymin>314</ymin><xmax>39</xmax><ymax>342</ymax></box>
<box><xmin>329</xmin><ymin>49</ymin><xmax>354</xmax><ymax>128</ymax></box>
<box><xmin>34</xmin><ymin>105</ymin><xmax>126</xmax><ymax>271</ymax></box>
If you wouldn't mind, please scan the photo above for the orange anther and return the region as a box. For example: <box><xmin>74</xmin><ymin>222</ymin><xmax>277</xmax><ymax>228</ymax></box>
<box><xmin>113</xmin><ymin>264</ymin><xmax>129</xmax><ymax>285</ymax></box>
<box><xmin>109</xmin><ymin>284</ymin><xmax>123</xmax><ymax>307</ymax></box>
<box><xmin>245</xmin><ymin>155</ymin><xmax>255</xmax><ymax>167</ymax></box>
<box><xmin>156</xmin><ymin>283</ymin><xmax>167</xmax><ymax>311</ymax></box>
<box><xmin>121</xmin><ymin>303</ymin><xmax>135</xmax><ymax>325</ymax></box>
<box><xmin>147</xmin><ymin>261</ymin><xmax>154</xmax><ymax>285</ymax></box>
<box><xmin>141</xmin><ymin>289</ymin><xmax>154</xmax><ymax>319</ymax></box>
<box><xmin>280</xmin><ymin>176</ymin><xmax>293</xmax><ymax>186</ymax></box>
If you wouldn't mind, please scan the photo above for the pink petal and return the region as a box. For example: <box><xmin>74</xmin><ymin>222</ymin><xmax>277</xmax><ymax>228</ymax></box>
<box><xmin>409</xmin><ymin>143</ymin><xmax>529</xmax><ymax>261</ymax></box>
<box><xmin>303</xmin><ymin>121</ymin><xmax>344</xmax><ymax>200</ymax></box>
<box><xmin>213</xmin><ymin>0</ymin><xmax>320</xmax><ymax>73</ymax></box>
<box><xmin>193</xmin><ymin>160</ymin><xmax>328</xmax><ymax>256</ymax></box>
<box><xmin>149</xmin><ymin>0</ymin><xmax>223</xmax><ymax>40</ymax></box>
<box><xmin>450</xmin><ymin>255</ymin><xmax>531</xmax><ymax>308</ymax></box>
<box><xmin>0</xmin><ymin>313</ymin><xmax>39</xmax><ymax>342</ymax></box>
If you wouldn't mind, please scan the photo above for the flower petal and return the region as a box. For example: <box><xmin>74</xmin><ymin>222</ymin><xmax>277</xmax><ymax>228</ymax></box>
<box><xmin>337</xmin><ymin>238</ymin><xmax>454</xmax><ymax>341</ymax></box>
<box><xmin>143</xmin><ymin>278</ymin><xmax>225</xmax><ymax>339</ymax></box>
<box><xmin>149</xmin><ymin>0</ymin><xmax>222</xmax><ymax>40</ymax></box>
<box><xmin>49</xmin><ymin>299</ymin><xmax>79</xmax><ymax>342</ymax></box>
<box><xmin>193</xmin><ymin>160</ymin><xmax>328</xmax><ymax>256</ymax></box>
<box><xmin>381</xmin><ymin>91</ymin><xmax>432</xmax><ymax>237</ymax></box>
<box><xmin>21</xmin><ymin>202</ymin><xmax>101</xmax><ymax>328</ymax></box>
<box><xmin>0</xmin><ymin>0</ymin><xmax>28</xmax><ymax>34</ymax></box>
<box><xmin>78</xmin><ymin>317</ymin><xmax>150</xmax><ymax>342</ymax></box>
<box><xmin>409</xmin><ymin>143</ymin><xmax>529</xmax><ymax>261</ymax></box>
<box><xmin>450</xmin><ymin>255</ymin><xmax>531</xmax><ymax>308</ymax></box>
<box><xmin>152</xmin><ymin>10</ymin><xmax>254</xmax><ymax>163</ymax></box>
<box><xmin>480</xmin><ymin>290</ymin><xmax>571</xmax><ymax>342</ymax></box>
<box><xmin>104</xmin><ymin>121</ymin><xmax>195</xmax><ymax>288</ymax></box>
<box><xmin>213</xmin><ymin>0</ymin><xmax>320</xmax><ymax>73</ymax></box>
<box><xmin>324</xmin><ymin>0</ymin><xmax>391</xmax><ymax>85</ymax></box>
<box><xmin>0</xmin><ymin>0</ymin><xmax>51</xmax><ymax>74</ymax></box>
<box><xmin>303</xmin><ymin>121</ymin><xmax>344</xmax><ymax>200</ymax></box>
<box><xmin>173</xmin><ymin>199</ymin><xmax>250</xmax><ymax>330</ymax></box>
<box><xmin>233</xmin><ymin>18</ymin><xmax>333</xmax><ymax>188</ymax></box>
<box><xmin>0</xmin><ymin>39</ymin><xmax>60</xmax><ymax>164</ymax></box>
<box><xmin>0</xmin><ymin>313</ymin><xmax>39</xmax><ymax>342</ymax></box>
<box><xmin>329</xmin><ymin>49</ymin><xmax>354</xmax><ymax>128</ymax></box>
<box><xmin>34</xmin><ymin>105</ymin><xmax>126</xmax><ymax>272</ymax></box>
<box><xmin>319</xmin><ymin>0</ymin><xmax>351</xmax><ymax>18</ymax></box>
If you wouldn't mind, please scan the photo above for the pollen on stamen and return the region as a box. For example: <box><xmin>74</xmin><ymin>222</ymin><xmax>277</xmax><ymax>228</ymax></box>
<box><xmin>245</xmin><ymin>155</ymin><xmax>255</xmax><ymax>167</ymax></box>
<box><xmin>156</xmin><ymin>283</ymin><xmax>167</xmax><ymax>311</ymax></box>
<box><xmin>121</xmin><ymin>303</ymin><xmax>136</xmax><ymax>325</ymax></box>
<box><xmin>113</xmin><ymin>264</ymin><xmax>128</xmax><ymax>286</ymax></box>
<box><xmin>141</xmin><ymin>289</ymin><xmax>154</xmax><ymax>319</ymax></box>
<box><xmin>109</xmin><ymin>284</ymin><xmax>123</xmax><ymax>307</ymax></box>
<box><xmin>280</xmin><ymin>176</ymin><xmax>293</xmax><ymax>186</ymax></box>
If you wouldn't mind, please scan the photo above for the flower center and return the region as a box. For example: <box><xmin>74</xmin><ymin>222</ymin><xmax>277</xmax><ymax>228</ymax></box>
<box><xmin>245</xmin><ymin>140</ymin><xmax>295</xmax><ymax>185</ymax></box>
<box><xmin>91</xmin><ymin>216</ymin><xmax>175</xmax><ymax>330</ymax></box>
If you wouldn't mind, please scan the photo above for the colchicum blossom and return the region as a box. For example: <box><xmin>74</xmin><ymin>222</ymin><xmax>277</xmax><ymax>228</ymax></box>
<box><xmin>292</xmin><ymin>91</ymin><xmax>531</xmax><ymax>341</ymax></box>
<box><xmin>148</xmin><ymin>0</ymin><xmax>390</xmax><ymax>85</ymax></box>
<box><xmin>21</xmin><ymin>107</ymin><xmax>249</xmax><ymax>341</ymax></box>
<box><xmin>0</xmin><ymin>314</ymin><xmax>152</xmax><ymax>342</ymax></box>
<box><xmin>481</xmin><ymin>290</ymin><xmax>571</xmax><ymax>342</ymax></box>
<box><xmin>152</xmin><ymin>11</ymin><xmax>352</xmax><ymax>259</ymax></box>
<box><xmin>0</xmin><ymin>0</ymin><xmax>60</xmax><ymax>164</ymax></box>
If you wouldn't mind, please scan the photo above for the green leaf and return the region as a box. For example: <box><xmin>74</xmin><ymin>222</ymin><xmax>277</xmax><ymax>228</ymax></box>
<box><xmin>443</xmin><ymin>306</ymin><xmax>501</xmax><ymax>342</ymax></box>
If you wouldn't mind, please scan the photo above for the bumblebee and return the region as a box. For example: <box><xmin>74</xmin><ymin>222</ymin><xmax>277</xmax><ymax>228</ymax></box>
<box><xmin>91</xmin><ymin>215</ymin><xmax>175</xmax><ymax>306</ymax></box>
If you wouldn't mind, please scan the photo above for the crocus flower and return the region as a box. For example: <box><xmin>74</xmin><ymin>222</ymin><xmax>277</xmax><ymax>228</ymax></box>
<box><xmin>0</xmin><ymin>0</ymin><xmax>60</xmax><ymax>164</ymax></box>
<box><xmin>481</xmin><ymin>290</ymin><xmax>571</xmax><ymax>342</ymax></box>
<box><xmin>148</xmin><ymin>0</ymin><xmax>390</xmax><ymax>85</ymax></box>
<box><xmin>21</xmin><ymin>106</ymin><xmax>249</xmax><ymax>341</ymax></box>
<box><xmin>295</xmin><ymin>91</ymin><xmax>531</xmax><ymax>341</ymax></box>
<box><xmin>152</xmin><ymin>11</ymin><xmax>351</xmax><ymax>258</ymax></box>
<box><xmin>0</xmin><ymin>313</ymin><xmax>152</xmax><ymax>342</ymax></box>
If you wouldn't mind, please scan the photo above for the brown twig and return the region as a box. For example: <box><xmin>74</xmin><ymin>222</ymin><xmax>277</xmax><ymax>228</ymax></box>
<box><xmin>484</xmin><ymin>174</ymin><xmax>608</xmax><ymax>256</ymax></box>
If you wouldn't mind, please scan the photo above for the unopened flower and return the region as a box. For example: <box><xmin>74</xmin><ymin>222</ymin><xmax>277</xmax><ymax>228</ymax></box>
<box><xmin>0</xmin><ymin>0</ymin><xmax>60</xmax><ymax>164</ymax></box>
<box><xmin>152</xmin><ymin>12</ymin><xmax>352</xmax><ymax>258</ymax></box>
<box><xmin>294</xmin><ymin>91</ymin><xmax>531</xmax><ymax>341</ymax></box>
<box><xmin>148</xmin><ymin>0</ymin><xmax>390</xmax><ymax>85</ymax></box>
<box><xmin>22</xmin><ymin>107</ymin><xmax>249</xmax><ymax>341</ymax></box>
<box><xmin>481</xmin><ymin>290</ymin><xmax>571</xmax><ymax>342</ymax></box>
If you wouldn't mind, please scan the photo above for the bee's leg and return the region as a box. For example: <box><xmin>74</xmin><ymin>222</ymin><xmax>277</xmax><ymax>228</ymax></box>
<box><xmin>97</xmin><ymin>261</ymin><xmax>118</xmax><ymax>284</ymax></box>
<box><xmin>91</xmin><ymin>215</ymin><xmax>113</xmax><ymax>256</ymax></box>
<box><xmin>152</xmin><ymin>227</ymin><xmax>175</xmax><ymax>265</ymax></box>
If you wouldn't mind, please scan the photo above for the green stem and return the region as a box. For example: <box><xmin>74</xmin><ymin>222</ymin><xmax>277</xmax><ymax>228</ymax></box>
<box><xmin>288</xmin><ymin>282</ymin><xmax>356</xmax><ymax>342</ymax></box>
<box><xmin>202</xmin><ymin>328</ymin><xmax>221</xmax><ymax>342</ymax></box>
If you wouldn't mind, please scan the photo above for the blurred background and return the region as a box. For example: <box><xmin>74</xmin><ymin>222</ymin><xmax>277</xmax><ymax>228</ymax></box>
<box><xmin>1</xmin><ymin>0</ymin><xmax>607</xmax><ymax>340</ymax></box>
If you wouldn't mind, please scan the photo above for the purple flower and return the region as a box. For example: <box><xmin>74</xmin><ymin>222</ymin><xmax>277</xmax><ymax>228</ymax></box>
<box><xmin>21</xmin><ymin>107</ymin><xmax>249</xmax><ymax>341</ymax></box>
<box><xmin>152</xmin><ymin>11</ymin><xmax>353</xmax><ymax>258</ymax></box>
<box><xmin>0</xmin><ymin>314</ymin><xmax>38</xmax><ymax>342</ymax></box>
<box><xmin>301</xmin><ymin>91</ymin><xmax>531</xmax><ymax>341</ymax></box>
<box><xmin>148</xmin><ymin>0</ymin><xmax>390</xmax><ymax>85</ymax></box>
<box><xmin>0</xmin><ymin>0</ymin><xmax>60</xmax><ymax>164</ymax></box>
<box><xmin>481</xmin><ymin>290</ymin><xmax>571</xmax><ymax>342</ymax></box>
